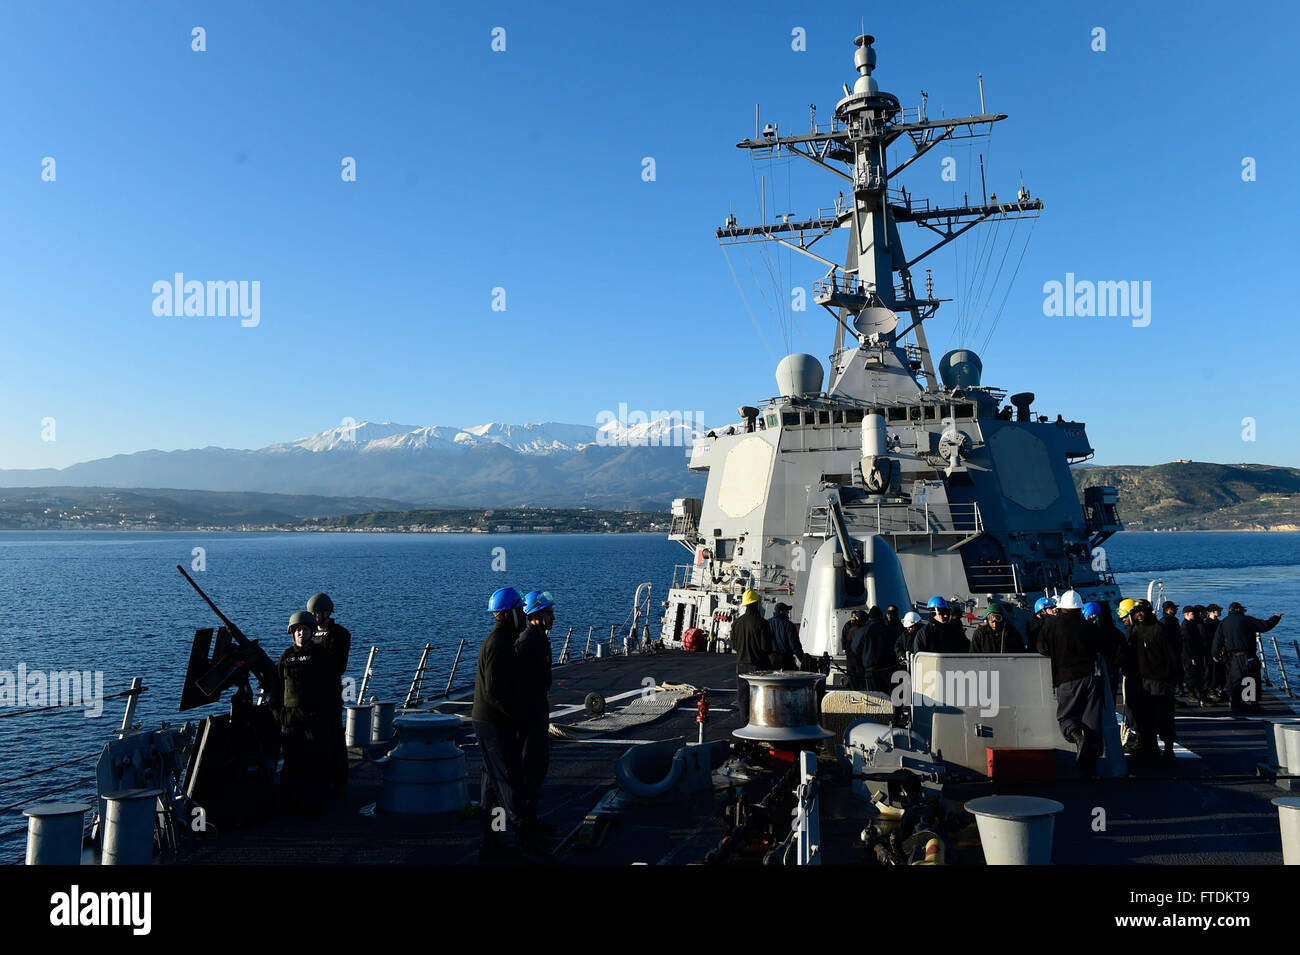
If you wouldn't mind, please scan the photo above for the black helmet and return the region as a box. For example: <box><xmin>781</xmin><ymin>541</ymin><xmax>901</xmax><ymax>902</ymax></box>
<box><xmin>307</xmin><ymin>593</ymin><xmax>334</xmax><ymax>615</ymax></box>
<box><xmin>288</xmin><ymin>611</ymin><xmax>316</xmax><ymax>632</ymax></box>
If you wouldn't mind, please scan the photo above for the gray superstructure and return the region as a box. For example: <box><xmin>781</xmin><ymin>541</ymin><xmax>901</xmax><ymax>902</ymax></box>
<box><xmin>661</xmin><ymin>32</ymin><xmax>1123</xmax><ymax>659</ymax></box>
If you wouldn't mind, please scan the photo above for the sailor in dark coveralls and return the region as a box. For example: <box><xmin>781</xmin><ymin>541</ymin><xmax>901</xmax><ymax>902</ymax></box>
<box><xmin>1202</xmin><ymin>604</ymin><xmax>1225</xmax><ymax>700</ymax></box>
<box><xmin>1211</xmin><ymin>602</ymin><xmax>1284</xmax><ymax>712</ymax></box>
<box><xmin>275</xmin><ymin>611</ymin><xmax>338</xmax><ymax>812</ymax></box>
<box><xmin>308</xmin><ymin>592</ymin><xmax>351</xmax><ymax>791</ymax></box>
<box><xmin>516</xmin><ymin>590</ymin><xmax>556</xmax><ymax>840</ymax></box>
<box><xmin>857</xmin><ymin>606</ymin><xmax>898</xmax><ymax>693</ymax></box>
<box><xmin>731</xmin><ymin>590</ymin><xmax>774</xmax><ymax>722</ymax></box>
<box><xmin>473</xmin><ymin>587</ymin><xmax>529</xmax><ymax>857</ymax></box>
<box><xmin>1042</xmin><ymin>591</ymin><xmax>1106</xmax><ymax>777</ymax></box>
<box><xmin>769</xmin><ymin>602</ymin><xmax>805</xmax><ymax>670</ymax></box>
<box><xmin>841</xmin><ymin>609</ymin><xmax>869</xmax><ymax>690</ymax></box>
<box><xmin>1129</xmin><ymin>600</ymin><xmax>1180</xmax><ymax>761</ymax></box>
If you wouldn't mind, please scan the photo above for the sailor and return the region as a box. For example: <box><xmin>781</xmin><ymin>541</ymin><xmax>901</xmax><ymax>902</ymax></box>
<box><xmin>858</xmin><ymin>606</ymin><xmax>898</xmax><ymax>692</ymax></box>
<box><xmin>1087</xmin><ymin>601</ymin><xmax>1126</xmax><ymax>697</ymax></box>
<box><xmin>915</xmin><ymin>597</ymin><xmax>969</xmax><ymax>653</ymax></box>
<box><xmin>842</xmin><ymin>609</ymin><xmax>869</xmax><ymax>690</ymax></box>
<box><xmin>516</xmin><ymin>590</ymin><xmax>555</xmax><ymax>841</ymax></box>
<box><xmin>275</xmin><ymin>611</ymin><xmax>337</xmax><ymax>812</ymax></box>
<box><xmin>884</xmin><ymin>605</ymin><xmax>904</xmax><ymax>643</ymax></box>
<box><xmin>896</xmin><ymin>611</ymin><xmax>925</xmax><ymax>660</ymax></box>
<box><xmin>1041</xmin><ymin>591</ymin><xmax>1105</xmax><ymax>777</ymax></box>
<box><xmin>1211</xmin><ymin>602</ymin><xmax>1284</xmax><ymax>712</ymax></box>
<box><xmin>1179</xmin><ymin>605</ymin><xmax>1206</xmax><ymax>703</ymax></box>
<box><xmin>1202</xmin><ymin>604</ymin><xmax>1225</xmax><ymax>700</ymax></box>
<box><xmin>473</xmin><ymin>587</ymin><xmax>529</xmax><ymax>858</ymax></box>
<box><xmin>1028</xmin><ymin>596</ymin><xmax>1057</xmax><ymax>654</ymax></box>
<box><xmin>1115</xmin><ymin>598</ymin><xmax>1142</xmax><ymax>749</ymax></box>
<box><xmin>1158</xmin><ymin>601</ymin><xmax>1185</xmax><ymax>694</ymax></box>
<box><xmin>1129</xmin><ymin>600</ymin><xmax>1179</xmax><ymax>761</ymax></box>
<box><xmin>969</xmin><ymin>604</ymin><xmax>1024</xmax><ymax>653</ymax></box>
<box><xmin>307</xmin><ymin>592</ymin><xmax>351</xmax><ymax>791</ymax></box>
<box><xmin>731</xmin><ymin>590</ymin><xmax>774</xmax><ymax>721</ymax></box>
<box><xmin>769</xmin><ymin>602</ymin><xmax>805</xmax><ymax>670</ymax></box>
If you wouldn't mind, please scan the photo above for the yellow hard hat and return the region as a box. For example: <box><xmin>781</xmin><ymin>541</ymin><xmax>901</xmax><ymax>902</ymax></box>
<box><xmin>742</xmin><ymin>589</ymin><xmax>760</xmax><ymax>606</ymax></box>
<box><xmin>1117</xmin><ymin>598</ymin><xmax>1136</xmax><ymax>618</ymax></box>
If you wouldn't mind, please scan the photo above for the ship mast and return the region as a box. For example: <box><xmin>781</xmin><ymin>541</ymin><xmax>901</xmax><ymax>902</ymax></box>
<box><xmin>717</xmin><ymin>33</ymin><xmax>1043</xmax><ymax>393</ymax></box>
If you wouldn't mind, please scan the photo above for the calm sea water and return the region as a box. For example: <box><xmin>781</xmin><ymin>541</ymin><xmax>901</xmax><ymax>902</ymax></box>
<box><xmin>2</xmin><ymin>529</ymin><xmax>1297</xmax><ymax>860</ymax></box>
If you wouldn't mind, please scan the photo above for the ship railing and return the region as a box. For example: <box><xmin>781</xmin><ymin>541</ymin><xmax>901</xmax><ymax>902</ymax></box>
<box><xmin>0</xmin><ymin>677</ymin><xmax>150</xmax><ymax>863</ymax></box>
<box><xmin>813</xmin><ymin>275</ymin><xmax>873</xmax><ymax>299</ymax></box>
<box><xmin>806</xmin><ymin>501</ymin><xmax>984</xmax><ymax>538</ymax></box>
<box><xmin>672</xmin><ymin>562</ymin><xmax>708</xmax><ymax>590</ymax></box>
<box><xmin>397</xmin><ymin>618</ymin><xmax>663</xmax><ymax>711</ymax></box>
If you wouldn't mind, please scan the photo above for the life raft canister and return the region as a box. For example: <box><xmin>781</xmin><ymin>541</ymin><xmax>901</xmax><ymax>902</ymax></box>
<box><xmin>682</xmin><ymin>627</ymin><xmax>707</xmax><ymax>652</ymax></box>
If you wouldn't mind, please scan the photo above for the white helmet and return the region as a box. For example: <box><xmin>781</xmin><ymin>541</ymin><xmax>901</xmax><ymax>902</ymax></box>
<box><xmin>1057</xmin><ymin>590</ymin><xmax>1084</xmax><ymax>610</ymax></box>
<box><xmin>902</xmin><ymin>611</ymin><xmax>923</xmax><ymax>628</ymax></box>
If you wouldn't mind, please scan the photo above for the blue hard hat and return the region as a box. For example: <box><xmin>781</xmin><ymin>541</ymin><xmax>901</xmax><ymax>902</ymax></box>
<box><xmin>927</xmin><ymin>596</ymin><xmax>948</xmax><ymax>610</ymax></box>
<box><xmin>1082</xmin><ymin>602</ymin><xmax>1102</xmax><ymax>620</ymax></box>
<box><xmin>488</xmin><ymin>587</ymin><xmax>523</xmax><ymax>612</ymax></box>
<box><xmin>1034</xmin><ymin>596</ymin><xmax>1057</xmax><ymax>613</ymax></box>
<box><xmin>523</xmin><ymin>590</ymin><xmax>554</xmax><ymax>615</ymax></box>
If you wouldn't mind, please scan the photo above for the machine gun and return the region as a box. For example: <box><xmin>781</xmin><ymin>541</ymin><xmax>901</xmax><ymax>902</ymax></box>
<box><xmin>177</xmin><ymin>564</ymin><xmax>280</xmax><ymax>710</ymax></box>
<box><xmin>176</xmin><ymin>565</ymin><xmax>282</xmax><ymax>827</ymax></box>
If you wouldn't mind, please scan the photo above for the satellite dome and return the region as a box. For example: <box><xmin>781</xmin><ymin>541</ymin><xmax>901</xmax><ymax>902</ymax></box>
<box><xmin>938</xmin><ymin>349</ymin><xmax>983</xmax><ymax>390</ymax></box>
<box><xmin>775</xmin><ymin>354</ymin><xmax>824</xmax><ymax>398</ymax></box>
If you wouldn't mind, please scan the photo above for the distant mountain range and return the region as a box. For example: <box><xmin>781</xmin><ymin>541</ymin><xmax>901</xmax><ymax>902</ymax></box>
<box><xmin>0</xmin><ymin>420</ymin><xmax>705</xmax><ymax>510</ymax></box>
<box><xmin>3</xmin><ymin>420</ymin><xmax>1297</xmax><ymax>528</ymax></box>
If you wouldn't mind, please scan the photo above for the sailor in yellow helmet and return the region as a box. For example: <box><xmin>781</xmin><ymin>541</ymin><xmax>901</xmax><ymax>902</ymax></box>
<box><xmin>731</xmin><ymin>589</ymin><xmax>774</xmax><ymax>723</ymax></box>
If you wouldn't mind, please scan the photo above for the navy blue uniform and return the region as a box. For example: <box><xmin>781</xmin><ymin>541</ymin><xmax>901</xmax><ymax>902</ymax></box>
<box><xmin>515</xmin><ymin>622</ymin><xmax>552</xmax><ymax>823</ymax></box>
<box><xmin>732</xmin><ymin>605</ymin><xmax>774</xmax><ymax>720</ymax></box>
<box><xmin>915</xmin><ymin>619</ymin><xmax>968</xmax><ymax>654</ymax></box>
<box><xmin>472</xmin><ymin>616</ymin><xmax>527</xmax><ymax>835</ymax></box>
<box><xmin>1212</xmin><ymin>610</ymin><xmax>1282</xmax><ymax>711</ymax></box>
<box><xmin>858</xmin><ymin>620</ymin><xmax>898</xmax><ymax>692</ymax></box>
<box><xmin>312</xmin><ymin>620</ymin><xmax>352</xmax><ymax>789</ymax></box>
<box><xmin>1043</xmin><ymin>612</ymin><xmax>1106</xmax><ymax>776</ymax></box>
<box><xmin>769</xmin><ymin>614</ymin><xmax>804</xmax><ymax>670</ymax></box>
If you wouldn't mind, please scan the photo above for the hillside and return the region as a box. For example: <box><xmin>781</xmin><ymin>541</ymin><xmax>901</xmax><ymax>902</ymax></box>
<box><xmin>1073</xmin><ymin>463</ymin><xmax>1300</xmax><ymax>531</ymax></box>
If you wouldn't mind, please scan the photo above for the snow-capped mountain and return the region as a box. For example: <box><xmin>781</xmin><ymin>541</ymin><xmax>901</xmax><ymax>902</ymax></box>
<box><xmin>0</xmin><ymin>418</ymin><xmax>708</xmax><ymax>509</ymax></box>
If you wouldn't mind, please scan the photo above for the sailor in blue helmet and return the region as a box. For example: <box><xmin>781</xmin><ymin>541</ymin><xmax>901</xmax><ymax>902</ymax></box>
<box><xmin>915</xmin><ymin>596</ymin><xmax>968</xmax><ymax>653</ymax></box>
<box><xmin>516</xmin><ymin>590</ymin><xmax>556</xmax><ymax>841</ymax></box>
<box><xmin>1028</xmin><ymin>596</ymin><xmax>1057</xmax><ymax>655</ymax></box>
<box><xmin>472</xmin><ymin>587</ymin><xmax>530</xmax><ymax>858</ymax></box>
<box><xmin>1042</xmin><ymin>590</ymin><xmax>1106</xmax><ymax>777</ymax></box>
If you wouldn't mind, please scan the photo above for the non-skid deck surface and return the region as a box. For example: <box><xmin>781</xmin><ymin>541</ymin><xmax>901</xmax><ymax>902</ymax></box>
<box><xmin>175</xmin><ymin>651</ymin><xmax>1298</xmax><ymax>865</ymax></box>
<box><xmin>177</xmin><ymin>650</ymin><xmax>744</xmax><ymax>865</ymax></box>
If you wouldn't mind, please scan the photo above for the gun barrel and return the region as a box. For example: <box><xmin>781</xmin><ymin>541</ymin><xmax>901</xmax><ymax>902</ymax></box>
<box><xmin>176</xmin><ymin>564</ymin><xmax>252</xmax><ymax>647</ymax></box>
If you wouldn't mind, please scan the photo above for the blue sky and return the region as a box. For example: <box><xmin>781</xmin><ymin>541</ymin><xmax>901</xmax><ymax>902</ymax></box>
<box><xmin>1</xmin><ymin>0</ymin><xmax>1296</xmax><ymax>471</ymax></box>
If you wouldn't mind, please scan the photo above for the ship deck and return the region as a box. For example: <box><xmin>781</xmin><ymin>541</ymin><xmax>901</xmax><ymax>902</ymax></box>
<box><xmin>174</xmin><ymin>649</ymin><xmax>1299</xmax><ymax>866</ymax></box>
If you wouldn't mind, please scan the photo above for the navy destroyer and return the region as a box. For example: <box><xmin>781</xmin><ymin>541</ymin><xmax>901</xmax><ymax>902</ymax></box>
<box><xmin>661</xmin><ymin>33</ymin><xmax>1123</xmax><ymax>661</ymax></box>
<box><xmin>12</xmin><ymin>31</ymin><xmax>1299</xmax><ymax>875</ymax></box>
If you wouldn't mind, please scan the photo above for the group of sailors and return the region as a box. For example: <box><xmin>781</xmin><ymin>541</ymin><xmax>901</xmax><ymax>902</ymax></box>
<box><xmin>472</xmin><ymin>586</ymin><xmax>557</xmax><ymax>860</ymax></box>
<box><xmin>275</xmin><ymin>593</ymin><xmax>352</xmax><ymax>812</ymax></box>
<box><xmin>728</xmin><ymin>588</ymin><xmax>1284</xmax><ymax>777</ymax></box>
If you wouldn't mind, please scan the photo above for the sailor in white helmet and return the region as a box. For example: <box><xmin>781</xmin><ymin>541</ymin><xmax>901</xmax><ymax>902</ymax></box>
<box><xmin>895</xmin><ymin>611</ymin><xmax>925</xmax><ymax>660</ymax></box>
<box><xmin>1041</xmin><ymin>590</ymin><xmax>1107</xmax><ymax>777</ymax></box>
